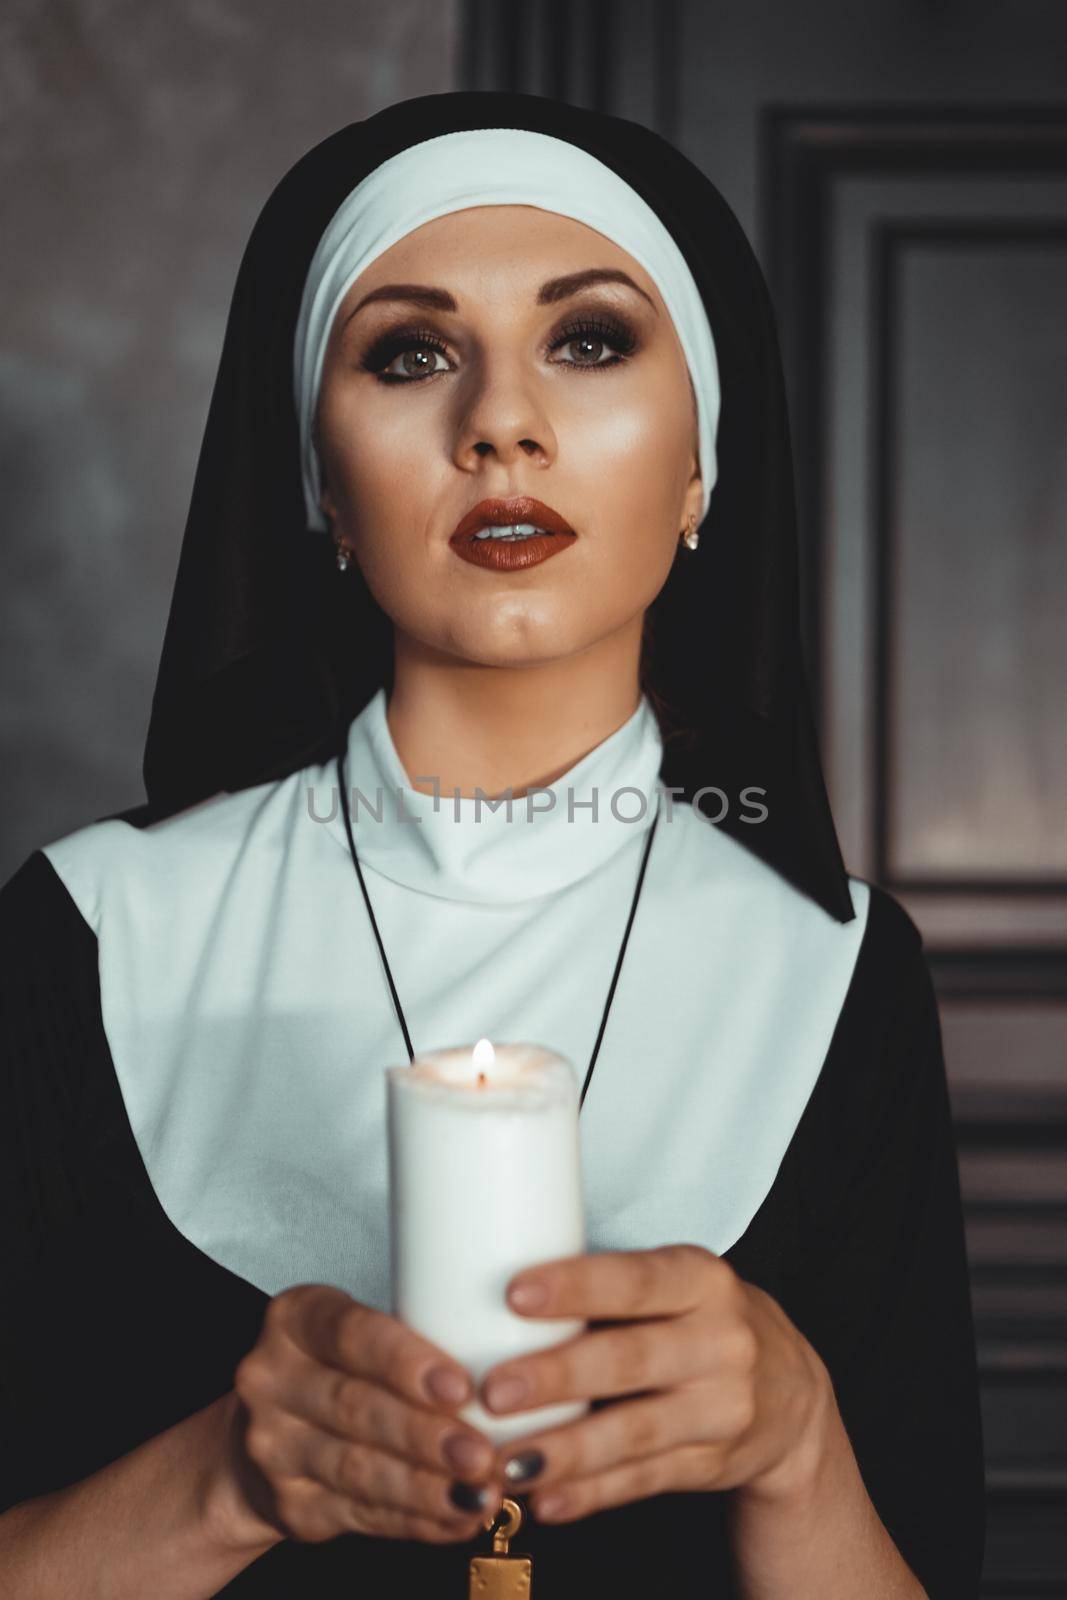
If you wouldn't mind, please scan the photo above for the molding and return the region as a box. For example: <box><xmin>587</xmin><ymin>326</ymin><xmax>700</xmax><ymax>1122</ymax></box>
<box><xmin>760</xmin><ymin>106</ymin><xmax>1067</xmax><ymax>736</ymax></box>
<box><xmin>871</xmin><ymin>219</ymin><xmax>1067</xmax><ymax>892</ymax></box>
<box><xmin>928</xmin><ymin>948</ymin><xmax>1067</xmax><ymax>1000</ymax></box>
<box><xmin>457</xmin><ymin>0</ymin><xmax>680</xmax><ymax>136</ymax></box>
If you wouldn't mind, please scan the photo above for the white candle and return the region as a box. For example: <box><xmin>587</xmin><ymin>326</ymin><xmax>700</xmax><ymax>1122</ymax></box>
<box><xmin>386</xmin><ymin>1038</ymin><xmax>589</xmax><ymax>1447</ymax></box>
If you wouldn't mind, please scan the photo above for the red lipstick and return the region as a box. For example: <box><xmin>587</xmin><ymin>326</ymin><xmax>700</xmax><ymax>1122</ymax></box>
<box><xmin>449</xmin><ymin>496</ymin><xmax>578</xmax><ymax>572</ymax></box>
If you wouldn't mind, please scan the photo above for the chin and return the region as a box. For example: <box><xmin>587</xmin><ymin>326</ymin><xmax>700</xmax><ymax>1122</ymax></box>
<box><xmin>430</xmin><ymin>603</ymin><xmax>582</xmax><ymax>667</ymax></box>
<box><xmin>443</xmin><ymin>639</ymin><xmax>575</xmax><ymax>672</ymax></box>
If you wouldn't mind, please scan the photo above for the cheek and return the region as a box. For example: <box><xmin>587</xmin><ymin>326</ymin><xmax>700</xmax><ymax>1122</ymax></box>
<box><xmin>319</xmin><ymin>396</ymin><xmax>446</xmax><ymax>576</ymax></box>
<box><xmin>322</xmin><ymin>395</ymin><xmax>426</xmax><ymax>505</ymax></box>
<box><xmin>317</xmin><ymin>398</ymin><xmax>450</xmax><ymax>619</ymax></box>
<box><xmin>572</xmin><ymin>383</ymin><xmax>692</xmax><ymax>521</ymax></box>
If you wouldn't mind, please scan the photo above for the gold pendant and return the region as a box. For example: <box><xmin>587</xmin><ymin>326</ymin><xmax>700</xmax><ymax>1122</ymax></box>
<box><xmin>469</xmin><ymin>1497</ymin><xmax>532</xmax><ymax>1599</ymax></box>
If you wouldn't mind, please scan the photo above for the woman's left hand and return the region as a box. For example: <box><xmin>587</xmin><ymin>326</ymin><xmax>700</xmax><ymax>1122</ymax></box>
<box><xmin>479</xmin><ymin>1244</ymin><xmax>833</xmax><ymax>1523</ymax></box>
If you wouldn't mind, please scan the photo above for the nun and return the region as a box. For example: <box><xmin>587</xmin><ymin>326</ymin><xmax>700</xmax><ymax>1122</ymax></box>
<box><xmin>0</xmin><ymin>90</ymin><xmax>985</xmax><ymax>1597</ymax></box>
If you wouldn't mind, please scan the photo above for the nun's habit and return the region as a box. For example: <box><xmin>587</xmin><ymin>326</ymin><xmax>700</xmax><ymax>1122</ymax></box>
<box><xmin>0</xmin><ymin>90</ymin><xmax>984</xmax><ymax>1597</ymax></box>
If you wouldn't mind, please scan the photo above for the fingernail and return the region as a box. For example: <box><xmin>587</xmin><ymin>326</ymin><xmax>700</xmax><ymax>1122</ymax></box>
<box><xmin>504</xmin><ymin>1448</ymin><xmax>545</xmax><ymax>1484</ymax></box>
<box><xmin>444</xmin><ymin>1432</ymin><xmax>490</xmax><ymax>1475</ymax></box>
<box><xmin>485</xmin><ymin>1374</ymin><xmax>530</xmax><ymax>1412</ymax></box>
<box><xmin>426</xmin><ymin>1366</ymin><xmax>469</xmax><ymax>1404</ymax></box>
<box><xmin>509</xmin><ymin>1280</ymin><xmax>547</xmax><ymax>1312</ymax></box>
<box><xmin>449</xmin><ymin>1479</ymin><xmax>490</xmax><ymax>1512</ymax></box>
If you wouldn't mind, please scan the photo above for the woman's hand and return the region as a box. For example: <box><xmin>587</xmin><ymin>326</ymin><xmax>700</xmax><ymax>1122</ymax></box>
<box><xmin>227</xmin><ymin>1284</ymin><xmax>505</xmax><ymax>1545</ymax></box>
<box><xmin>477</xmin><ymin>1244</ymin><xmax>833</xmax><ymax>1523</ymax></box>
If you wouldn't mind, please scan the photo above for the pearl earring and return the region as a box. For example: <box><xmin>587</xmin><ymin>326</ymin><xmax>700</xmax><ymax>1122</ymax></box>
<box><xmin>681</xmin><ymin>514</ymin><xmax>700</xmax><ymax>551</ymax></box>
<box><xmin>324</xmin><ymin>500</ymin><xmax>351</xmax><ymax>573</ymax></box>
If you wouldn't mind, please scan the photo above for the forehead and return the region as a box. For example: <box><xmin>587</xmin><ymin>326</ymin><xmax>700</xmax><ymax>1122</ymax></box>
<box><xmin>331</xmin><ymin>203</ymin><xmax>665</xmax><ymax>319</ymax></box>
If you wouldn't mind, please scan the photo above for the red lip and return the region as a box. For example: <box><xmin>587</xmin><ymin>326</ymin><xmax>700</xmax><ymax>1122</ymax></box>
<box><xmin>449</xmin><ymin>496</ymin><xmax>578</xmax><ymax>572</ymax></box>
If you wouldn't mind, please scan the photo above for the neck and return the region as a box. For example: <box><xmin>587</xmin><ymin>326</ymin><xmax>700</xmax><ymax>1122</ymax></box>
<box><xmin>386</xmin><ymin>619</ymin><xmax>644</xmax><ymax>800</ymax></box>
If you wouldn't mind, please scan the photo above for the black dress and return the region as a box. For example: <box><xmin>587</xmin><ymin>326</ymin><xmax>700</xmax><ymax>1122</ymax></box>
<box><xmin>0</xmin><ymin>845</ymin><xmax>986</xmax><ymax>1598</ymax></box>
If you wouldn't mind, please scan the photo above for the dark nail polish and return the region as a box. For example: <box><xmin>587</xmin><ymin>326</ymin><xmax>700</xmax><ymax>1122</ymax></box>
<box><xmin>504</xmin><ymin>1449</ymin><xmax>545</xmax><ymax>1485</ymax></box>
<box><xmin>449</xmin><ymin>1479</ymin><xmax>489</xmax><ymax>1512</ymax></box>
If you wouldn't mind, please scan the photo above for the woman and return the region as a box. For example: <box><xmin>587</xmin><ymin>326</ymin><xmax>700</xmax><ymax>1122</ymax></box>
<box><xmin>0</xmin><ymin>89</ymin><xmax>985</xmax><ymax>1596</ymax></box>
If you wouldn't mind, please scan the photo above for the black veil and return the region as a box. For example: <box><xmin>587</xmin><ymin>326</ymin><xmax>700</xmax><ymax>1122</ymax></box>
<box><xmin>141</xmin><ymin>89</ymin><xmax>855</xmax><ymax>923</ymax></box>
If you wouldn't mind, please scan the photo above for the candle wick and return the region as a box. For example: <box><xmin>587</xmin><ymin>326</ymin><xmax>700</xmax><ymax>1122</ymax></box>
<box><xmin>477</xmin><ymin>1072</ymin><xmax>487</xmax><ymax>1088</ymax></box>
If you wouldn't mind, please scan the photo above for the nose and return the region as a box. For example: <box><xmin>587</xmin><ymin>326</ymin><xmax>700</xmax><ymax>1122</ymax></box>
<box><xmin>451</xmin><ymin>355</ymin><xmax>557</xmax><ymax>473</ymax></box>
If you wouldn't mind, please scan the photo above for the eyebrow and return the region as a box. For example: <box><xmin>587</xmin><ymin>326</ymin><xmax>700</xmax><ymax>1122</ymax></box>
<box><xmin>342</xmin><ymin>267</ymin><xmax>659</xmax><ymax>329</ymax></box>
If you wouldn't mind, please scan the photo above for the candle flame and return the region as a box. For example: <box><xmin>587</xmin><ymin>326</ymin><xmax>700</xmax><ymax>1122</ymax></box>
<box><xmin>472</xmin><ymin>1037</ymin><xmax>495</xmax><ymax>1070</ymax></box>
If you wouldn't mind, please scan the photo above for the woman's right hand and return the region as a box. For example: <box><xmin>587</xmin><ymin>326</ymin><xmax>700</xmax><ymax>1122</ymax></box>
<box><xmin>229</xmin><ymin>1284</ymin><xmax>504</xmax><ymax>1545</ymax></box>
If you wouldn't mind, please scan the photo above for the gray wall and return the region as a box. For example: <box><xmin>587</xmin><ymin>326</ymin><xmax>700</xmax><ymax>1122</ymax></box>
<box><xmin>0</xmin><ymin>0</ymin><xmax>459</xmax><ymax>880</ymax></box>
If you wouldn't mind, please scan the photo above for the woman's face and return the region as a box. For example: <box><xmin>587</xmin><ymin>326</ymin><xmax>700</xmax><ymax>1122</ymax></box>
<box><xmin>314</xmin><ymin>204</ymin><xmax>703</xmax><ymax>671</ymax></box>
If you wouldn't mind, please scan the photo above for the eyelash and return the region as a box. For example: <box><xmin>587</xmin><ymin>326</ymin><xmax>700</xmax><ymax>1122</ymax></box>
<box><xmin>360</xmin><ymin>315</ymin><xmax>639</xmax><ymax>384</ymax></box>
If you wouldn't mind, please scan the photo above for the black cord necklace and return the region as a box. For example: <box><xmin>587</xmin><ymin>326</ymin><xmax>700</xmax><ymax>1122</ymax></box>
<box><xmin>335</xmin><ymin>746</ymin><xmax>661</xmax><ymax>1113</ymax></box>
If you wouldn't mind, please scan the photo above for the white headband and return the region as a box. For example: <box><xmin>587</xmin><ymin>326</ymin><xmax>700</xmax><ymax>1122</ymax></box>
<box><xmin>293</xmin><ymin>126</ymin><xmax>721</xmax><ymax>534</ymax></box>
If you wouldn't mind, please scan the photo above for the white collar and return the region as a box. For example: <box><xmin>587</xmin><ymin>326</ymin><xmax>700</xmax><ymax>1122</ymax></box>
<box><xmin>320</xmin><ymin>687</ymin><xmax>666</xmax><ymax>906</ymax></box>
